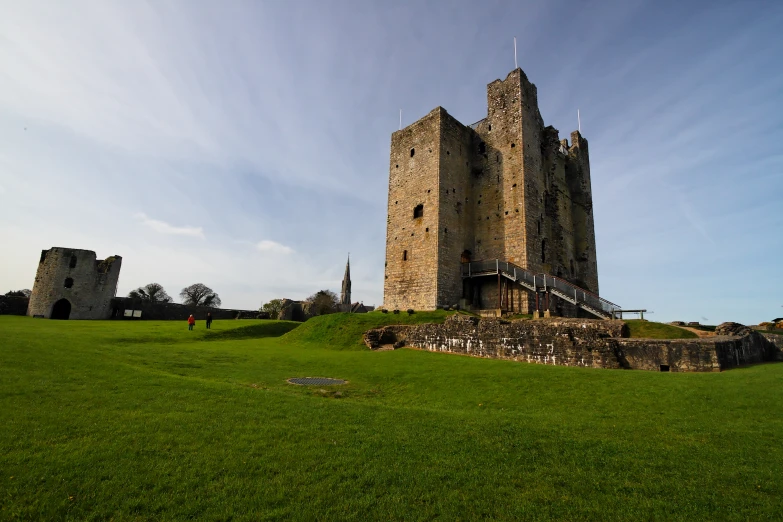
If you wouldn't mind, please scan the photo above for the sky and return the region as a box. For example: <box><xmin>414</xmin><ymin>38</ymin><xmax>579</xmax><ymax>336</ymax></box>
<box><xmin>1</xmin><ymin>0</ymin><xmax>781</xmax><ymax>324</ymax></box>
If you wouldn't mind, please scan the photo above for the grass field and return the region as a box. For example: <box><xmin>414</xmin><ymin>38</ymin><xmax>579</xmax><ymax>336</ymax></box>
<box><xmin>2</xmin><ymin>315</ymin><xmax>782</xmax><ymax>520</ymax></box>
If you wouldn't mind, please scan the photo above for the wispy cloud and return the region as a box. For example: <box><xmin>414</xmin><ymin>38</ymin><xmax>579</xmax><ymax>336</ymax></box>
<box><xmin>135</xmin><ymin>213</ymin><xmax>204</xmax><ymax>238</ymax></box>
<box><xmin>256</xmin><ymin>240</ymin><xmax>294</xmax><ymax>254</ymax></box>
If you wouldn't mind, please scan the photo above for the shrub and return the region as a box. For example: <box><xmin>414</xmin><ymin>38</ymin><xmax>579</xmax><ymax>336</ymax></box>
<box><xmin>381</xmin><ymin>309</ymin><xmax>388</xmax><ymax>314</ymax></box>
<box><xmin>393</xmin><ymin>309</ymin><xmax>400</xmax><ymax>315</ymax></box>
<box><xmin>407</xmin><ymin>309</ymin><xmax>415</xmax><ymax>315</ymax></box>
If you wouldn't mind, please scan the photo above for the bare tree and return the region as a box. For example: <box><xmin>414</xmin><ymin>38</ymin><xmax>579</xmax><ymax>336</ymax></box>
<box><xmin>128</xmin><ymin>283</ymin><xmax>172</xmax><ymax>303</ymax></box>
<box><xmin>180</xmin><ymin>283</ymin><xmax>222</xmax><ymax>308</ymax></box>
<box><xmin>306</xmin><ymin>290</ymin><xmax>339</xmax><ymax>316</ymax></box>
<box><xmin>261</xmin><ymin>299</ymin><xmax>283</xmax><ymax>319</ymax></box>
<box><xmin>4</xmin><ymin>289</ymin><xmax>32</xmax><ymax>298</ymax></box>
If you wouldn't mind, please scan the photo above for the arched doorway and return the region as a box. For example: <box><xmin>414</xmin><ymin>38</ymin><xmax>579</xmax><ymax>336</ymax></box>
<box><xmin>51</xmin><ymin>299</ymin><xmax>71</xmax><ymax>320</ymax></box>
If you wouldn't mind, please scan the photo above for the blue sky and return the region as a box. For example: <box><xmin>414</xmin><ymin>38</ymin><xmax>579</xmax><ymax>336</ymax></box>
<box><xmin>1</xmin><ymin>0</ymin><xmax>781</xmax><ymax>324</ymax></box>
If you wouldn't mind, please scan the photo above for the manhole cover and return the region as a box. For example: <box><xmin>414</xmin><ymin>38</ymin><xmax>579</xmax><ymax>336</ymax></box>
<box><xmin>287</xmin><ymin>377</ymin><xmax>346</xmax><ymax>386</ymax></box>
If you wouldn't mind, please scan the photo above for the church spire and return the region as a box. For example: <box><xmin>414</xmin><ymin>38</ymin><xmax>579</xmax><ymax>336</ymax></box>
<box><xmin>340</xmin><ymin>255</ymin><xmax>351</xmax><ymax>305</ymax></box>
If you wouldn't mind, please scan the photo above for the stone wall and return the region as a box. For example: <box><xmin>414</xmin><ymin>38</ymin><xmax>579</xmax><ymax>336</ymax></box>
<box><xmin>617</xmin><ymin>331</ymin><xmax>779</xmax><ymax>371</ymax></box>
<box><xmin>363</xmin><ymin>316</ymin><xmax>780</xmax><ymax>372</ymax></box>
<box><xmin>384</xmin><ymin>108</ymin><xmax>444</xmax><ymax>310</ymax></box>
<box><xmin>366</xmin><ymin>315</ymin><xmax>627</xmax><ymax>369</ymax></box>
<box><xmin>28</xmin><ymin>247</ymin><xmax>122</xmax><ymax>320</ymax></box>
<box><xmin>110</xmin><ymin>298</ymin><xmax>260</xmax><ymax>321</ymax></box>
<box><xmin>0</xmin><ymin>296</ymin><xmax>29</xmax><ymax>316</ymax></box>
<box><xmin>762</xmin><ymin>333</ymin><xmax>783</xmax><ymax>353</ymax></box>
<box><xmin>383</xmin><ymin>68</ymin><xmax>600</xmax><ymax>313</ymax></box>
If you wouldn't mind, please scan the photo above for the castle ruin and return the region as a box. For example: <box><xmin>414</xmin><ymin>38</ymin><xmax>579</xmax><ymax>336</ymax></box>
<box><xmin>383</xmin><ymin>68</ymin><xmax>601</xmax><ymax>316</ymax></box>
<box><xmin>28</xmin><ymin>247</ymin><xmax>122</xmax><ymax>320</ymax></box>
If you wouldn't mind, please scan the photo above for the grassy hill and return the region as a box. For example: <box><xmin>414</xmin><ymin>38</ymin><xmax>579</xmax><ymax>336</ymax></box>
<box><xmin>282</xmin><ymin>309</ymin><xmax>456</xmax><ymax>349</ymax></box>
<box><xmin>1</xmin><ymin>315</ymin><xmax>781</xmax><ymax>520</ymax></box>
<box><xmin>625</xmin><ymin>320</ymin><xmax>699</xmax><ymax>339</ymax></box>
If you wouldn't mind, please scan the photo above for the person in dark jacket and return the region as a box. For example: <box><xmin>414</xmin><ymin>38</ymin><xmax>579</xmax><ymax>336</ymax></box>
<box><xmin>206</xmin><ymin>312</ymin><xmax>213</xmax><ymax>329</ymax></box>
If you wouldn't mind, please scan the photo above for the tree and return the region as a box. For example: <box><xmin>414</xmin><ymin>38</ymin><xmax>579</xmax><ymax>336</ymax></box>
<box><xmin>180</xmin><ymin>283</ymin><xmax>222</xmax><ymax>308</ymax></box>
<box><xmin>127</xmin><ymin>283</ymin><xmax>172</xmax><ymax>303</ymax></box>
<box><xmin>4</xmin><ymin>289</ymin><xmax>32</xmax><ymax>298</ymax></box>
<box><xmin>306</xmin><ymin>290</ymin><xmax>339</xmax><ymax>316</ymax></box>
<box><xmin>261</xmin><ymin>299</ymin><xmax>283</xmax><ymax>319</ymax></box>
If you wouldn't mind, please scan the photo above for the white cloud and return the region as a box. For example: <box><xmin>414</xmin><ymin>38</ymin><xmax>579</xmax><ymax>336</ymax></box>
<box><xmin>256</xmin><ymin>240</ymin><xmax>294</xmax><ymax>254</ymax></box>
<box><xmin>135</xmin><ymin>213</ymin><xmax>204</xmax><ymax>238</ymax></box>
<box><xmin>0</xmin><ymin>184</ymin><xmax>5</xmax><ymax>194</ymax></box>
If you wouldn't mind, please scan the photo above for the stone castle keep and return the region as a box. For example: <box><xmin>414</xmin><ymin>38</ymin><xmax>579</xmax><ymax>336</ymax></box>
<box><xmin>28</xmin><ymin>247</ymin><xmax>122</xmax><ymax>320</ymax></box>
<box><xmin>384</xmin><ymin>68</ymin><xmax>599</xmax><ymax>314</ymax></box>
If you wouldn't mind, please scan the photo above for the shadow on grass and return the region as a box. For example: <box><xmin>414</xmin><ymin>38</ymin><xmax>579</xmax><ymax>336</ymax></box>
<box><xmin>203</xmin><ymin>321</ymin><xmax>301</xmax><ymax>341</ymax></box>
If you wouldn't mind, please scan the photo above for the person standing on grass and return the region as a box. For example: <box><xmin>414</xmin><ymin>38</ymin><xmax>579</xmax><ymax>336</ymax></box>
<box><xmin>188</xmin><ymin>314</ymin><xmax>195</xmax><ymax>331</ymax></box>
<box><xmin>206</xmin><ymin>312</ymin><xmax>213</xmax><ymax>329</ymax></box>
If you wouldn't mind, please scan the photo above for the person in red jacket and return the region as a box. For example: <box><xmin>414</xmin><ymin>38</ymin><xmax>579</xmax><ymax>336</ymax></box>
<box><xmin>187</xmin><ymin>314</ymin><xmax>195</xmax><ymax>331</ymax></box>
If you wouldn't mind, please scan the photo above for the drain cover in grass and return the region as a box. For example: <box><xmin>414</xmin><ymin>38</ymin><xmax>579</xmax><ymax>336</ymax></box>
<box><xmin>287</xmin><ymin>377</ymin><xmax>346</xmax><ymax>386</ymax></box>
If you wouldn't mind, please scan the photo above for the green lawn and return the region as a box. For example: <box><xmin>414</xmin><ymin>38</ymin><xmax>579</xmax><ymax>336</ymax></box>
<box><xmin>1</xmin><ymin>315</ymin><xmax>782</xmax><ymax>520</ymax></box>
<box><xmin>626</xmin><ymin>319</ymin><xmax>699</xmax><ymax>339</ymax></box>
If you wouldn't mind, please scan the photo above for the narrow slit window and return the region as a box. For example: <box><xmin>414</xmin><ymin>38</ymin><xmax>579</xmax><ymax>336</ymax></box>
<box><xmin>69</xmin><ymin>255</ymin><xmax>77</xmax><ymax>268</ymax></box>
<box><xmin>413</xmin><ymin>204</ymin><xmax>424</xmax><ymax>219</ymax></box>
<box><xmin>403</xmin><ymin>250</ymin><xmax>408</xmax><ymax>261</ymax></box>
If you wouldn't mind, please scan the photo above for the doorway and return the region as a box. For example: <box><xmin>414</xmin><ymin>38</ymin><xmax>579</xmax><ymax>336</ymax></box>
<box><xmin>51</xmin><ymin>299</ymin><xmax>71</xmax><ymax>320</ymax></box>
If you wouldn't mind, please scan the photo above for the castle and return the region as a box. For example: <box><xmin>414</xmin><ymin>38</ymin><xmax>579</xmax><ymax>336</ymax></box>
<box><xmin>27</xmin><ymin>248</ymin><xmax>122</xmax><ymax>320</ymax></box>
<box><xmin>383</xmin><ymin>68</ymin><xmax>600</xmax><ymax>315</ymax></box>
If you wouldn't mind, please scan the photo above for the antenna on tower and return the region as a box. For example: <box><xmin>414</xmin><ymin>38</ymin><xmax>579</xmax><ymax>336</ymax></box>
<box><xmin>577</xmin><ymin>109</ymin><xmax>581</xmax><ymax>133</ymax></box>
<box><xmin>399</xmin><ymin>109</ymin><xmax>402</xmax><ymax>130</ymax></box>
<box><xmin>513</xmin><ymin>37</ymin><xmax>518</xmax><ymax>69</ymax></box>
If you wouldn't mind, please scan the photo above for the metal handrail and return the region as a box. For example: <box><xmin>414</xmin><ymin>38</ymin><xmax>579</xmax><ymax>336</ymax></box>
<box><xmin>461</xmin><ymin>259</ymin><xmax>621</xmax><ymax>316</ymax></box>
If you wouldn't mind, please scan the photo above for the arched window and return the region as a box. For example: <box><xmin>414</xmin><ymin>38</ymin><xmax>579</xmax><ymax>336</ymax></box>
<box><xmin>64</xmin><ymin>277</ymin><xmax>74</xmax><ymax>288</ymax></box>
<box><xmin>413</xmin><ymin>204</ymin><xmax>423</xmax><ymax>219</ymax></box>
<box><xmin>410</xmin><ymin>148</ymin><xmax>415</xmax><ymax>157</ymax></box>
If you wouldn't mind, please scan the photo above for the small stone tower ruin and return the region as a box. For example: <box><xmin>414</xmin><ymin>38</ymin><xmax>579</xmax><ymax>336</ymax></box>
<box><xmin>383</xmin><ymin>68</ymin><xmax>599</xmax><ymax>313</ymax></box>
<box><xmin>28</xmin><ymin>247</ymin><xmax>122</xmax><ymax>319</ymax></box>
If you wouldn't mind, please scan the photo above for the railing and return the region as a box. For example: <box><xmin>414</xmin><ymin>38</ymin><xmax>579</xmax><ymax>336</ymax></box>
<box><xmin>461</xmin><ymin>259</ymin><xmax>621</xmax><ymax>318</ymax></box>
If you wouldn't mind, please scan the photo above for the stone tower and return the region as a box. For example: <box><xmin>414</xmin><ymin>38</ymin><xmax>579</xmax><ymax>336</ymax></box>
<box><xmin>28</xmin><ymin>247</ymin><xmax>122</xmax><ymax>319</ymax></box>
<box><xmin>340</xmin><ymin>256</ymin><xmax>351</xmax><ymax>306</ymax></box>
<box><xmin>383</xmin><ymin>68</ymin><xmax>599</xmax><ymax>313</ymax></box>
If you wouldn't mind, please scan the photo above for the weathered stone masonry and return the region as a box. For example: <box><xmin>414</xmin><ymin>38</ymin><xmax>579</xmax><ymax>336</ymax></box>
<box><xmin>383</xmin><ymin>68</ymin><xmax>599</xmax><ymax>312</ymax></box>
<box><xmin>28</xmin><ymin>247</ymin><xmax>122</xmax><ymax>320</ymax></box>
<box><xmin>364</xmin><ymin>316</ymin><xmax>781</xmax><ymax>372</ymax></box>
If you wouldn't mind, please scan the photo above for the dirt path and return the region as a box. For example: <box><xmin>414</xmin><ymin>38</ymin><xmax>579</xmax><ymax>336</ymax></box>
<box><xmin>672</xmin><ymin>325</ymin><xmax>715</xmax><ymax>338</ymax></box>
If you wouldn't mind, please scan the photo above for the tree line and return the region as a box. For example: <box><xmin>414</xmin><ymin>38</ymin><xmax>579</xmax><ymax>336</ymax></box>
<box><xmin>260</xmin><ymin>289</ymin><xmax>340</xmax><ymax>319</ymax></box>
<box><xmin>126</xmin><ymin>283</ymin><xmax>221</xmax><ymax>308</ymax></box>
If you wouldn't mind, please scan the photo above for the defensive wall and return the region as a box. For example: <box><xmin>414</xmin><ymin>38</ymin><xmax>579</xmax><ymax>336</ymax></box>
<box><xmin>0</xmin><ymin>296</ymin><xmax>30</xmax><ymax>316</ymax></box>
<box><xmin>110</xmin><ymin>298</ymin><xmax>261</xmax><ymax>321</ymax></box>
<box><xmin>363</xmin><ymin>316</ymin><xmax>780</xmax><ymax>372</ymax></box>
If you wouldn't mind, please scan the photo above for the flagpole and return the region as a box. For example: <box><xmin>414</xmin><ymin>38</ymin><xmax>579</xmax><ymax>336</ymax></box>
<box><xmin>514</xmin><ymin>37</ymin><xmax>518</xmax><ymax>69</ymax></box>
